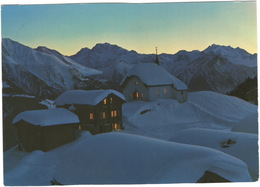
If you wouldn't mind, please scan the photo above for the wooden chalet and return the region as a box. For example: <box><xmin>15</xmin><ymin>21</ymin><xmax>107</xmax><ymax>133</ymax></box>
<box><xmin>12</xmin><ymin>108</ymin><xmax>80</xmax><ymax>152</ymax></box>
<box><xmin>54</xmin><ymin>89</ymin><xmax>126</xmax><ymax>134</ymax></box>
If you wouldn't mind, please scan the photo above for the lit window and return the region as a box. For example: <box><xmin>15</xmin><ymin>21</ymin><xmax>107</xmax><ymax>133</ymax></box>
<box><xmin>78</xmin><ymin>125</ymin><xmax>82</xmax><ymax>130</ymax></box>
<box><xmin>112</xmin><ymin>123</ymin><xmax>120</xmax><ymax>130</ymax></box>
<box><xmin>157</xmin><ymin>89</ymin><xmax>160</xmax><ymax>96</ymax></box>
<box><xmin>135</xmin><ymin>81</ymin><xmax>139</xmax><ymax>85</ymax></box>
<box><xmin>103</xmin><ymin>99</ymin><xmax>107</xmax><ymax>104</ymax></box>
<box><xmin>89</xmin><ymin>113</ymin><xmax>94</xmax><ymax>119</ymax></box>
<box><xmin>110</xmin><ymin>97</ymin><xmax>113</xmax><ymax>104</ymax></box>
<box><xmin>102</xmin><ymin>112</ymin><xmax>106</xmax><ymax>119</ymax></box>
<box><xmin>141</xmin><ymin>93</ymin><xmax>144</xmax><ymax>98</ymax></box>
<box><xmin>134</xmin><ymin>91</ymin><xmax>139</xmax><ymax>100</ymax></box>
<box><xmin>164</xmin><ymin>88</ymin><xmax>167</xmax><ymax>94</ymax></box>
<box><xmin>111</xmin><ymin>110</ymin><xmax>117</xmax><ymax>117</ymax></box>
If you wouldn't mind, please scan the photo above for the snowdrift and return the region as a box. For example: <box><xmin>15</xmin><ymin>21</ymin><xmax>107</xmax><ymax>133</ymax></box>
<box><xmin>231</xmin><ymin>112</ymin><xmax>258</xmax><ymax>134</ymax></box>
<box><xmin>169</xmin><ymin>128</ymin><xmax>258</xmax><ymax>181</ymax></box>
<box><xmin>122</xmin><ymin>91</ymin><xmax>257</xmax><ymax>140</ymax></box>
<box><xmin>53</xmin><ymin>132</ymin><xmax>251</xmax><ymax>184</ymax></box>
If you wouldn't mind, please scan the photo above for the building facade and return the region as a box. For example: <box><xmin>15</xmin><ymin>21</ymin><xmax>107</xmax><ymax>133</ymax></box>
<box><xmin>120</xmin><ymin>63</ymin><xmax>188</xmax><ymax>103</ymax></box>
<box><xmin>12</xmin><ymin>108</ymin><xmax>79</xmax><ymax>152</ymax></box>
<box><xmin>55</xmin><ymin>90</ymin><xmax>126</xmax><ymax>134</ymax></box>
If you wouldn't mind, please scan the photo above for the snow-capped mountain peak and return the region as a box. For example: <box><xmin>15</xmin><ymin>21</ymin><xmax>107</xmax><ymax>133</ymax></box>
<box><xmin>2</xmin><ymin>38</ymin><xmax>102</xmax><ymax>98</ymax></box>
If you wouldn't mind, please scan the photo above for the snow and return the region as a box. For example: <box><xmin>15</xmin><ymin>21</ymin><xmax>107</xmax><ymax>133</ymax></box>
<box><xmin>120</xmin><ymin>63</ymin><xmax>187</xmax><ymax>90</ymax></box>
<box><xmin>204</xmin><ymin>44</ymin><xmax>257</xmax><ymax>67</ymax></box>
<box><xmin>231</xmin><ymin>112</ymin><xmax>258</xmax><ymax>134</ymax></box>
<box><xmin>12</xmin><ymin>108</ymin><xmax>79</xmax><ymax>126</ymax></box>
<box><xmin>122</xmin><ymin>91</ymin><xmax>257</xmax><ymax>140</ymax></box>
<box><xmin>55</xmin><ymin>89</ymin><xmax>125</xmax><ymax>106</ymax></box>
<box><xmin>2</xmin><ymin>38</ymin><xmax>102</xmax><ymax>92</ymax></box>
<box><xmin>4</xmin><ymin>90</ymin><xmax>257</xmax><ymax>185</ymax></box>
<box><xmin>2</xmin><ymin>94</ymin><xmax>36</xmax><ymax>98</ymax></box>
<box><xmin>2</xmin><ymin>81</ymin><xmax>12</xmax><ymax>88</ymax></box>
<box><xmin>39</xmin><ymin>99</ymin><xmax>55</xmax><ymax>109</ymax></box>
<box><xmin>4</xmin><ymin>132</ymin><xmax>93</xmax><ymax>186</ymax></box>
<box><xmin>168</xmin><ymin>128</ymin><xmax>258</xmax><ymax>181</ymax></box>
<box><xmin>53</xmin><ymin>132</ymin><xmax>251</xmax><ymax>184</ymax></box>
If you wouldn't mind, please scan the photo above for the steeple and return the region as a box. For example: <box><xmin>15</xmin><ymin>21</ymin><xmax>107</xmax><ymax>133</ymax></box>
<box><xmin>155</xmin><ymin>47</ymin><xmax>160</xmax><ymax>65</ymax></box>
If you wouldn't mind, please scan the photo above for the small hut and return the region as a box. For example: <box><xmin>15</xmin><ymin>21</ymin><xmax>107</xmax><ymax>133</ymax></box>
<box><xmin>12</xmin><ymin>108</ymin><xmax>80</xmax><ymax>152</ymax></box>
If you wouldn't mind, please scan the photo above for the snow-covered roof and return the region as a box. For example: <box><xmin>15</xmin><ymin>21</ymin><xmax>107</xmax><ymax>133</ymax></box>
<box><xmin>55</xmin><ymin>89</ymin><xmax>125</xmax><ymax>106</ymax></box>
<box><xmin>120</xmin><ymin>63</ymin><xmax>187</xmax><ymax>90</ymax></box>
<box><xmin>53</xmin><ymin>132</ymin><xmax>251</xmax><ymax>184</ymax></box>
<box><xmin>12</xmin><ymin>108</ymin><xmax>79</xmax><ymax>126</ymax></box>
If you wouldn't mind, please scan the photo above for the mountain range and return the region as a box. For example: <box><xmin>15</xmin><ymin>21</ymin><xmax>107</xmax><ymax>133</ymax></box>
<box><xmin>2</xmin><ymin>38</ymin><xmax>257</xmax><ymax>99</ymax></box>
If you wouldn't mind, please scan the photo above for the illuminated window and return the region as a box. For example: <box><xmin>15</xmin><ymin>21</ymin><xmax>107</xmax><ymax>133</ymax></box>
<box><xmin>112</xmin><ymin>123</ymin><xmax>120</xmax><ymax>130</ymax></box>
<box><xmin>89</xmin><ymin>113</ymin><xmax>94</xmax><ymax>120</ymax></box>
<box><xmin>78</xmin><ymin>125</ymin><xmax>82</xmax><ymax>130</ymax></box>
<box><xmin>110</xmin><ymin>97</ymin><xmax>113</xmax><ymax>104</ymax></box>
<box><xmin>135</xmin><ymin>81</ymin><xmax>139</xmax><ymax>85</ymax></box>
<box><xmin>103</xmin><ymin>99</ymin><xmax>107</xmax><ymax>104</ymax></box>
<box><xmin>102</xmin><ymin>112</ymin><xmax>106</xmax><ymax>119</ymax></box>
<box><xmin>111</xmin><ymin>110</ymin><xmax>117</xmax><ymax>117</ymax></box>
<box><xmin>141</xmin><ymin>93</ymin><xmax>144</xmax><ymax>98</ymax></box>
<box><xmin>134</xmin><ymin>91</ymin><xmax>139</xmax><ymax>100</ymax></box>
<box><xmin>164</xmin><ymin>88</ymin><xmax>167</xmax><ymax>94</ymax></box>
<box><xmin>157</xmin><ymin>89</ymin><xmax>160</xmax><ymax>96</ymax></box>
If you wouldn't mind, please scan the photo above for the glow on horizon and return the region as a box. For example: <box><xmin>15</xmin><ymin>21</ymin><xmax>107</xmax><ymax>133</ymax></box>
<box><xmin>1</xmin><ymin>1</ymin><xmax>257</xmax><ymax>55</ymax></box>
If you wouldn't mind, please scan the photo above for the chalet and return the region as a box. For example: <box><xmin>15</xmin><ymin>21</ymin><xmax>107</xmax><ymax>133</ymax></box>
<box><xmin>54</xmin><ymin>89</ymin><xmax>126</xmax><ymax>134</ymax></box>
<box><xmin>120</xmin><ymin>63</ymin><xmax>188</xmax><ymax>103</ymax></box>
<box><xmin>12</xmin><ymin>108</ymin><xmax>80</xmax><ymax>152</ymax></box>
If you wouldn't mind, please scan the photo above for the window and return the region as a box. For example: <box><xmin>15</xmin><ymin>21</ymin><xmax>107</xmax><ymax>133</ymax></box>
<box><xmin>134</xmin><ymin>91</ymin><xmax>139</xmax><ymax>100</ymax></box>
<box><xmin>78</xmin><ymin>125</ymin><xmax>82</xmax><ymax>130</ymax></box>
<box><xmin>110</xmin><ymin>97</ymin><xmax>113</xmax><ymax>104</ymax></box>
<box><xmin>103</xmin><ymin>99</ymin><xmax>107</xmax><ymax>104</ymax></box>
<box><xmin>111</xmin><ymin>110</ymin><xmax>117</xmax><ymax>117</ymax></box>
<box><xmin>129</xmin><ymin>93</ymin><xmax>133</xmax><ymax>98</ymax></box>
<box><xmin>135</xmin><ymin>81</ymin><xmax>139</xmax><ymax>85</ymax></box>
<box><xmin>89</xmin><ymin>113</ymin><xmax>94</xmax><ymax>120</ymax></box>
<box><xmin>112</xmin><ymin>123</ymin><xmax>120</xmax><ymax>130</ymax></box>
<box><xmin>164</xmin><ymin>88</ymin><xmax>167</xmax><ymax>95</ymax></box>
<box><xmin>140</xmin><ymin>93</ymin><xmax>144</xmax><ymax>98</ymax></box>
<box><xmin>102</xmin><ymin>112</ymin><xmax>106</xmax><ymax>119</ymax></box>
<box><xmin>157</xmin><ymin>89</ymin><xmax>160</xmax><ymax>96</ymax></box>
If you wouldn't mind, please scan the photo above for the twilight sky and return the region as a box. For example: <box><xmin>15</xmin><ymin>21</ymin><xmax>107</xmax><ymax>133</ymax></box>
<box><xmin>1</xmin><ymin>1</ymin><xmax>257</xmax><ymax>55</ymax></box>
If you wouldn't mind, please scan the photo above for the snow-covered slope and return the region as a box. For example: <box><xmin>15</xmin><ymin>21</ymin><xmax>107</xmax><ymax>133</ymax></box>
<box><xmin>4</xmin><ymin>132</ymin><xmax>252</xmax><ymax>185</ymax></box>
<box><xmin>204</xmin><ymin>44</ymin><xmax>257</xmax><ymax>67</ymax></box>
<box><xmin>70</xmin><ymin>43</ymin><xmax>257</xmax><ymax>93</ymax></box>
<box><xmin>2</xmin><ymin>38</ymin><xmax>102</xmax><ymax>98</ymax></box>
<box><xmin>54</xmin><ymin>132</ymin><xmax>252</xmax><ymax>184</ymax></box>
<box><xmin>122</xmin><ymin>91</ymin><xmax>257</xmax><ymax>140</ymax></box>
<box><xmin>169</xmin><ymin>128</ymin><xmax>258</xmax><ymax>181</ymax></box>
<box><xmin>231</xmin><ymin>112</ymin><xmax>258</xmax><ymax>134</ymax></box>
<box><xmin>4</xmin><ymin>90</ymin><xmax>257</xmax><ymax>185</ymax></box>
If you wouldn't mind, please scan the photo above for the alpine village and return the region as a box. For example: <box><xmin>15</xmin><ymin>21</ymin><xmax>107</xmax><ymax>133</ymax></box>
<box><xmin>12</xmin><ymin>51</ymin><xmax>188</xmax><ymax>152</ymax></box>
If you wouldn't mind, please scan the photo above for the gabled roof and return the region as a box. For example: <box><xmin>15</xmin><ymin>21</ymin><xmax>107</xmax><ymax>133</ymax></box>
<box><xmin>12</xmin><ymin>108</ymin><xmax>79</xmax><ymax>127</ymax></box>
<box><xmin>120</xmin><ymin>63</ymin><xmax>187</xmax><ymax>90</ymax></box>
<box><xmin>54</xmin><ymin>89</ymin><xmax>125</xmax><ymax>106</ymax></box>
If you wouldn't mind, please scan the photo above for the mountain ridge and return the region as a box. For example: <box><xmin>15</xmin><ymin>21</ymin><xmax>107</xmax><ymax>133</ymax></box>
<box><xmin>2</xmin><ymin>38</ymin><xmax>257</xmax><ymax>96</ymax></box>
